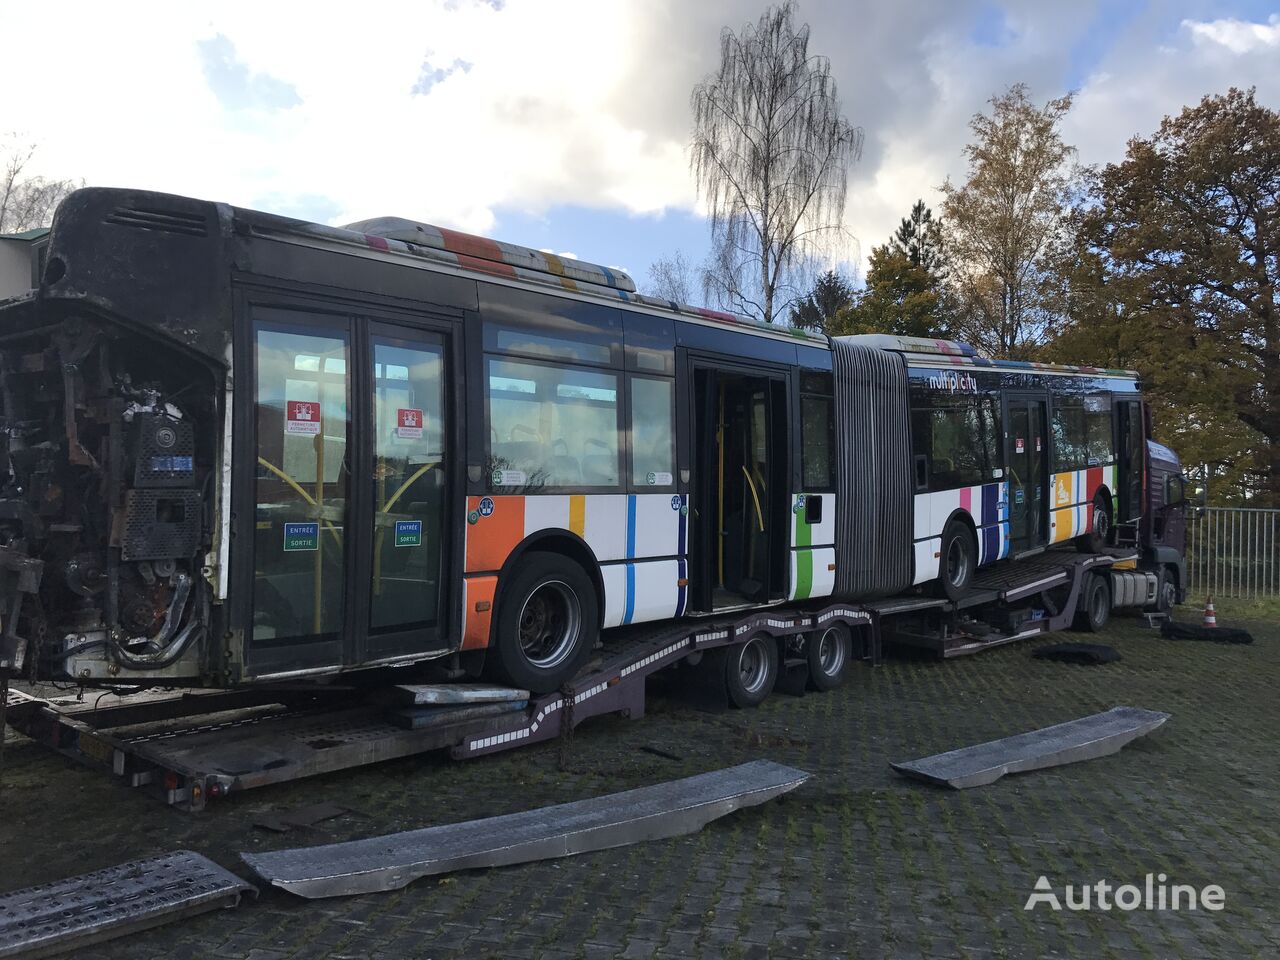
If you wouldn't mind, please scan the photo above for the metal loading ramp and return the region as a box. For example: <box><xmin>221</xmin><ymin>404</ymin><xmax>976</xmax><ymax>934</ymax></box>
<box><xmin>243</xmin><ymin>760</ymin><xmax>810</xmax><ymax>899</ymax></box>
<box><xmin>891</xmin><ymin>706</ymin><xmax>1170</xmax><ymax>789</ymax></box>
<box><xmin>0</xmin><ymin>851</ymin><xmax>254</xmax><ymax>959</ymax></box>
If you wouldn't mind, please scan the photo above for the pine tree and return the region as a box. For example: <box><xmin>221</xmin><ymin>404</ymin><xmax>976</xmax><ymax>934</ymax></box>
<box><xmin>789</xmin><ymin>270</ymin><xmax>855</xmax><ymax>332</ymax></box>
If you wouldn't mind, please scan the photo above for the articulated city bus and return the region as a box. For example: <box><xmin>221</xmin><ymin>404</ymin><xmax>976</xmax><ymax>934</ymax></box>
<box><xmin>0</xmin><ymin>188</ymin><xmax>1171</xmax><ymax>695</ymax></box>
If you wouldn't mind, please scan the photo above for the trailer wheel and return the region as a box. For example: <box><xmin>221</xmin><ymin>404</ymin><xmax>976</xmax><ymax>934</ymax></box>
<box><xmin>489</xmin><ymin>551</ymin><xmax>597</xmax><ymax>693</ymax></box>
<box><xmin>806</xmin><ymin>624</ymin><xmax>852</xmax><ymax>691</ymax></box>
<box><xmin>1072</xmin><ymin>573</ymin><xmax>1111</xmax><ymax>632</ymax></box>
<box><xmin>938</xmin><ymin>520</ymin><xmax>976</xmax><ymax>600</ymax></box>
<box><xmin>1077</xmin><ymin>493</ymin><xmax>1112</xmax><ymax>554</ymax></box>
<box><xmin>718</xmin><ymin>633</ymin><xmax>778</xmax><ymax>708</ymax></box>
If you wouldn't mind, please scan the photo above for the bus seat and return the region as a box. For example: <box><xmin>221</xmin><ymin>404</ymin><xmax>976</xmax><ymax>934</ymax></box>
<box><xmin>548</xmin><ymin>455</ymin><xmax>582</xmax><ymax>485</ymax></box>
<box><xmin>582</xmin><ymin>454</ymin><xmax>616</xmax><ymax>486</ymax></box>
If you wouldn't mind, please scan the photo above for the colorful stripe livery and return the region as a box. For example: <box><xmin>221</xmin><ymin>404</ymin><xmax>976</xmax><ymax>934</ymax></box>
<box><xmin>462</xmin><ymin>493</ymin><xmax>689</xmax><ymax>645</ymax></box>
<box><xmin>346</xmin><ymin>216</ymin><xmax>636</xmax><ymax>294</ymax></box>
<box><xmin>1049</xmin><ymin>465</ymin><xmax>1116</xmax><ymax>543</ymax></box>
<box><xmin>912</xmin><ymin>482</ymin><xmax>1010</xmax><ymax>585</ymax></box>
<box><xmin>789</xmin><ymin>493</ymin><xmax>836</xmax><ymax>601</ymax></box>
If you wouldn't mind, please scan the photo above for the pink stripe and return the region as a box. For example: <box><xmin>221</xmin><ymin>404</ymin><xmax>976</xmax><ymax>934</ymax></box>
<box><xmin>959</xmin><ymin>486</ymin><xmax>973</xmax><ymax>514</ymax></box>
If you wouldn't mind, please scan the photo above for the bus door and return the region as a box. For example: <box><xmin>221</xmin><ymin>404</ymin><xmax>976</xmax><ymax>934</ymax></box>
<box><xmin>248</xmin><ymin>308</ymin><xmax>451</xmax><ymax>676</ymax></box>
<box><xmin>1116</xmin><ymin>398</ymin><xmax>1144</xmax><ymax>523</ymax></box>
<box><xmin>1006</xmin><ymin>396</ymin><xmax>1049</xmax><ymax>554</ymax></box>
<box><xmin>358</xmin><ymin>323</ymin><xmax>450</xmax><ymax>664</ymax></box>
<box><xmin>691</xmin><ymin>363</ymin><xmax>789</xmax><ymax>611</ymax></box>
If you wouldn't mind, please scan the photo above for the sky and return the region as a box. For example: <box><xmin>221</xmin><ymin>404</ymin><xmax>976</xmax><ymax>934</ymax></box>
<box><xmin>2</xmin><ymin>1</ymin><xmax>1278</xmax><ymax>294</ymax></box>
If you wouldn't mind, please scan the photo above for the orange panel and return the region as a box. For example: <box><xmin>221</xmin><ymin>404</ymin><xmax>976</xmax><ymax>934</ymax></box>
<box><xmin>462</xmin><ymin>576</ymin><xmax>498</xmax><ymax>650</ymax></box>
<box><xmin>464</xmin><ymin>495</ymin><xmax>526</xmax><ymax>573</ymax></box>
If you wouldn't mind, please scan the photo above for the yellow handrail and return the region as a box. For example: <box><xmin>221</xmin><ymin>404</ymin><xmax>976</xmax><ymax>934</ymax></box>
<box><xmin>256</xmin><ymin>456</ymin><xmax>343</xmax><ymax>546</ymax></box>
<box><xmin>741</xmin><ymin>465</ymin><xmax>765</xmax><ymax>533</ymax></box>
<box><xmin>382</xmin><ymin>461</ymin><xmax>438</xmax><ymax>515</ymax></box>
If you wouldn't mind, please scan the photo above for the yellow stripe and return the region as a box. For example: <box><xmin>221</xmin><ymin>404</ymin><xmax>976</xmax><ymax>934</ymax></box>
<box><xmin>569</xmin><ymin>495</ymin><xmax>585</xmax><ymax>537</ymax></box>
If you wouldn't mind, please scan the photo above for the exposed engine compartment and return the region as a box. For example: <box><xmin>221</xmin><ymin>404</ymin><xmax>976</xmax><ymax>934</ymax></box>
<box><xmin>0</xmin><ymin>309</ymin><xmax>220</xmax><ymax>682</ymax></box>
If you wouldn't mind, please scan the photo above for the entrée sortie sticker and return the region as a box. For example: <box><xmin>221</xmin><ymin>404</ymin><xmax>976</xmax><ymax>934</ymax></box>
<box><xmin>478</xmin><ymin>497</ymin><xmax>495</xmax><ymax>517</ymax></box>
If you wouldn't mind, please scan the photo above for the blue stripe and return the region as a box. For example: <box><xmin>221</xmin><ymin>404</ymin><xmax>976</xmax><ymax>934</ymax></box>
<box><xmin>599</xmin><ymin>264</ymin><xmax>618</xmax><ymax>288</ymax></box>
<box><xmin>626</xmin><ymin>495</ymin><xmax>636</xmax><ymax>559</ymax></box>
<box><xmin>677</xmin><ymin>495</ymin><xmax>687</xmax><ymax>556</ymax></box>
<box><xmin>623</xmin><ymin>563</ymin><xmax>635</xmax><ymax>625</ymax></box>
<box><xmin>981</xmin><ymin>482</ymin><xmax>999</xmax><ymax>525</ymax></box>
<box><xmin>982</xmin><ymin>525</ymin><xmax>995</xmax><ymax>564</ymax></box>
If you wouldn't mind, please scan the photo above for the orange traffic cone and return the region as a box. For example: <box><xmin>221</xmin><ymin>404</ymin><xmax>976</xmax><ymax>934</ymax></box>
<box><xmin>1202</xmin><ymin>596</ymin><xmax>1217</xmax><ymax>628</ymax></box>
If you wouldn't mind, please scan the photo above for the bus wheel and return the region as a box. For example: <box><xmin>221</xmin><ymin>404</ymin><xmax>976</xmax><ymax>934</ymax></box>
<box><xmin>938</xmin><ymin>521</ymin><xmax>975</xmax><ymax>601</ymax></box>
<box><xmin>490</xmin><ymin>551</ymin><xmax>597</xmax><ymax>694</ymax></box>
<box><xmin>1072</xmin><ymin>573</ymin><xmax>1111</xmax><ymax>632</ymax></box>
<box><xmin>1078</xmin><ymin>493</ymin><xmax>1111</xmax><ymax>554</ymax></box>
<box><xmin>719</xmin><ymin>633</ymin><xmax>777</xmax><ymax>709</ymax></box>
<box><xmin>806</xmin><ymin>624</ymin><xmax>852</xmax><ymax>691</ymax></box>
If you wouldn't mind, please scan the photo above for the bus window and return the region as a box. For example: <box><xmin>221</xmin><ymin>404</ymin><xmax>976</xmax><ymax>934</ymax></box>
<box><xmin>253</xmin><ymin>324</ymin><xmax>350</xmax><ymax>644</ymax></box>
<box><xmin>481</xmin><ymin>283</ymin><xmax>621</xmax><ymax>366</ymax></box>
<box><xmin>1051</xmin><ymin>402</ymin><xmax>1088</xmax><ymax>471</ymax></box>
<box><xmin>487</xmin><ymin>358</ymin><xmax>620</xmax><ymax>488</ymax></box>
<box><xmin>911</xmin><ymin>395</ymin><xmax>1000</xmax><ymax>490</ymax></box>
<box><xmin>631</xmin><ymin>377</ymin><xmax>675</xmax><ymax>487</ymax></box>
<box><xmin>370</xmin><ymin>337</ymin><xmax>446</xmax><ymax>635</ymax></box>
<box><xmin>800</xmin><ymin>371</ymin><xmax>835</xmax><ymax>490</ymax></box>
<box><xmin>1084</xmin><ymin>394</ymin><xmax>1114</xmax><ymax>465</ymax></box>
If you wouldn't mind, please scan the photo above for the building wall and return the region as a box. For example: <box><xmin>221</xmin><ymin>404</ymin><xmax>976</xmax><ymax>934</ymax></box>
<box><xmin>0</xmin><ymin>238</ymin><xmax>37</xmax><ymax>299</ymax></box>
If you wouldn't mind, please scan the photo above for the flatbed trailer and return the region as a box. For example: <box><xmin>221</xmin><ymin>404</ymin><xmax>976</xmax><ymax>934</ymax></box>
<box><xmin>3</xmin><ymin>546</ymin><xmax>1162</xmax><ymax>811</ymax></box>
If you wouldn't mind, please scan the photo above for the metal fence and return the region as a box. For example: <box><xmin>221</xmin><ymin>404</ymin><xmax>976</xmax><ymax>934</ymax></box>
<box><xmin>1186</xmin><ymin>507</ymin><xmax>1280</xmax><ymax>599</ymax></box>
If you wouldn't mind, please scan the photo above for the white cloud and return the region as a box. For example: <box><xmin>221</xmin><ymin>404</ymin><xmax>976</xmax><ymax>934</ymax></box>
<box><xmin>0</xmin><ymin>1</ymin><xmax>1276</xmax><ymax>278</ymax></box>
<box><xmin>1184</xmin><ymin>13</ymin><xmax>1280</xmax><ymax>54</ymax></box>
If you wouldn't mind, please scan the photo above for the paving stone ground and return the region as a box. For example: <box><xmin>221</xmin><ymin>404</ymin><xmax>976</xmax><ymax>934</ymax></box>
<box><xmin>2</xmin><ymin>601</ymin><xmax>1277</xmax><ymax>959</ymax></box>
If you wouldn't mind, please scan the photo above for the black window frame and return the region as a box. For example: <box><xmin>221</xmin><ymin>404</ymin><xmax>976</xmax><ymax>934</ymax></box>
<box><xmin>799</xmin><ymin>370</ymin><xmax>836</xmax><ymax>493</ymax></box>
<box><xmin>627</xmin><ymin>373</ymin><xmax>677</xmax><ymax>492</ymax></box>
<box><xmin>909</xmin><ymin>390</ymin><xmax>1003</xmax><ymax>492</ymax></box>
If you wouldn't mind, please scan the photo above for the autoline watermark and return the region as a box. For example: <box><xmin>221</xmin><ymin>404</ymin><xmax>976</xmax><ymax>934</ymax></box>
<box><xmin>1024</xmin><ymin>874</ymin><xmax>1226</xmax><ymax>912</ymax></box>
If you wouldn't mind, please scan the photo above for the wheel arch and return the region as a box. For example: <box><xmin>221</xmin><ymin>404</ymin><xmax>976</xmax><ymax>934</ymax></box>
<box><xmin>942</xmin><ymin>507</ymin><xmax>979</xmax><ymax>546</ymax></box>
<box><xmin>497</xmin><ymin>528</ymin><xmax>605</xmax><ymax>629</ymax></box>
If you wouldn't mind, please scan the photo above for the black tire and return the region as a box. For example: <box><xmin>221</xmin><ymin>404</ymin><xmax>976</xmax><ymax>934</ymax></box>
<box><xmin>487</xmin><ymin>551</ymin><xmax>597</xmax><ymax>693</ymax></box>
<box><xmin>806</xmin><ymin>624</ymin><xmax>852</xmax><ymax>692</ymax></box>
<box><xmin>718</xmin><ymin>633</ymin><xmax>778</xmax><ymax>709</ymax></box>
<box><xmin>1149</xmin><ymin>567</ymin><xmax>1177</xmax><ymax>614</ymax></box>
<box><xmin>1077</xmin><ymin>493</ymin><xmax>1112</xmax><ymax>554</ymax></box>
<box><xmin>1072</xmin><ymin>573</ymin><xmax>1111</xmax><ymax>632</ymax></box>
<box><xmin>938</xmin><ymin>520</ymin><xmax>976</xmax><ymax>601</ymax></box>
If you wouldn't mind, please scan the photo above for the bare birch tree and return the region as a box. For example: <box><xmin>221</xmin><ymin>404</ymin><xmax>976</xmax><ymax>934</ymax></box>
<box><xmin>0</xmin><ymin>137</ymin><xmax>78</xmax><ymax>234</ymax></box>
<box><xmin>644</xmin><ymin>249</ymin><xmax>696</xmax><ymax>304</ymax></box>
<box><xmin>690</xmin><ymin>2</ymin><xmax>862</xmax><ymax>324</ymax></box>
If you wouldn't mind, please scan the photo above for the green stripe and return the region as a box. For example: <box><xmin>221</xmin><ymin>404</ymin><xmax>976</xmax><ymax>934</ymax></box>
<box><xmin>794</xmin><ymin>497</ymin><xmax>813</xmax><ymax>599</ymax></box>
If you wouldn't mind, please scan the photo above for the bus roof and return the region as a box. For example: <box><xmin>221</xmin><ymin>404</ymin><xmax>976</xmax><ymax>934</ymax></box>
<box><xmin>243</xmin><ymin>205</ymin><xmax>830</xmax><ymax>348</ymax></box>
<box><xmin>837</xmin><ymin>334</ymin><xmax>1139</xmax><ymax>380</ymax></box>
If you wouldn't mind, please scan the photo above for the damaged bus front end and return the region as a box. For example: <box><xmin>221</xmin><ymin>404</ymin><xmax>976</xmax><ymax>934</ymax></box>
<box><xmin>0</xmin><ymin>189</ymin><xmax>233</xmax><ymax>684</ymax></box>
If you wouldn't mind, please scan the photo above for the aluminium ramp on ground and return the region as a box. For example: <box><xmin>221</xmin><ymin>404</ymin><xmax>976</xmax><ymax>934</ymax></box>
<box><xmin>0</xmin><ymin>850</ymin><xmax>255</xmax><ymax>959</ymax></box>
<box><xmin>891</xmin><ymin>706</ymin><xmax>1170</xmax><ymax>789</ymax></box>
<box><xmin>242</xmin><ymin>759</ymin><xmax>810</xmax><ymax>899</ymax></box>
